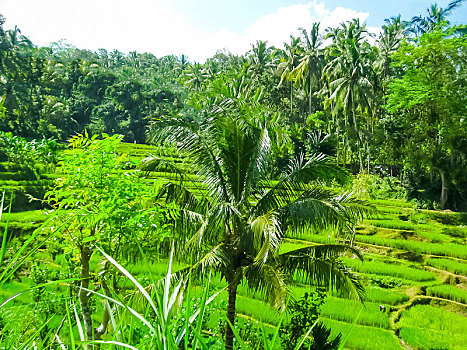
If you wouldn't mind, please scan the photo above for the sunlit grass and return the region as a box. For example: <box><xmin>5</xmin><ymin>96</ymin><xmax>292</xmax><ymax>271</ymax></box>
<box><xmin>426</xmin><ymin>284</ymin><xmax>467</xmax><ymax>304</ymax></box>
<box><xmin>322</xmin><ymin>317</ymin><xmax>402</xmax><ymax>350</ymax></box>
<box><xmin>355</xmin><ymin>234</ymin><xmax>467</xmax><ymax>259</ymax></box>
<box><xmin>364</xmin><ymin>287</ymin><xmax>409</xmax><ymax>305</ymax></box>
<box><xmin>321</xmin><ymin>297</ymin><xmax>390</xmax><ymax>328</ymax></box>
<box><xmin>341</xmin><ymin>257</ymin><xmax>435</xmax><ymax>282</ymax></box>
<box><xmin>399</xmin><ymin>305</ymin><xmax>467</xmax><ymax>350</ymax></box>
<box><xmin>426</xmin><ymin>257</ymin><xmax>467</xmax><ymax>276</ymax></box>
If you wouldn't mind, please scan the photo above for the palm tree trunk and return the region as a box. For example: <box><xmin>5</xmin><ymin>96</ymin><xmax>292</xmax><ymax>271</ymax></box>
<box><xmin>308</xmin><ymin>79</ymin><xmax>312</xmax><ymax>115</ymax></box>
<box><xmin>439</xmin><ymin>168</ymin><xmax>449</xmax><ymax>209</ymax></box>
<box><xmin>290</xmin><ymin>81</ymin><xmax>293</xmax><ymax>114</ymax></box>
<box><xmin>225</xmin><ymin>282</ymin><xmax>239</xmax><ymax>350</ymax></box>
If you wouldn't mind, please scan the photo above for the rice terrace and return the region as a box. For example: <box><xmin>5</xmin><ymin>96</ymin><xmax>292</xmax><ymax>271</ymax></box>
<box><xmin>0</xmin><ymin>0</ymin><xmax>466</xmax><ymax>349</ymax></box>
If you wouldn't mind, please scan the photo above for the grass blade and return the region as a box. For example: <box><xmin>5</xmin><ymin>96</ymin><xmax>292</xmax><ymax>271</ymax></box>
<box><xmin>96</xmin><ymin>246</ymin><xmax>158</xmax><ymax>316</ymax></box>
<box><xmin>337</xmin><ymin>306</ymin><xmax>363</xmax><ymax>350</ymax></box>
<box><xmin>293</xmin><ymin>319</ymin><xmax>319</xmax><ymax>350</ymax></box>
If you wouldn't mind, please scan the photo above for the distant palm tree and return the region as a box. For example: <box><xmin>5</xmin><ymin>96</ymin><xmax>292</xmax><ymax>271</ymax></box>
<box><xmin>322</xmin><ymin>19</ymin><xmax>374</xmax><ymax>170</ymax></box>
<box><xmin>249</xmin><ymin>40</ymin><xmax>274</xmax><ymax>76</ymax></box>
<box><xmin>144</xmin><ymin>77</ymin><xmax>369</xmax><ymax>350</ymax></box>
<box><xmin>278</xmin><ymin>35</ymin><xmax>303</xmax><ymax>113</ymax></box>
<box><xmin>184</xmin><ymin>63</ymin><xmax>209</xmax><ymax>90</ymax></box>
<box><xmin>375</xmin><ymin>15</ymin><xmax>406</xmax><ymax>90</ymax></box>
<box><xmin>293</xmin><ymin>23</ymin><xmax>324</xmax><ymax>115</ymax></box>
<box><xmin>410</xmin><ymin>0</ymin><xmax>464</xmax><ymax>35</ymax></box>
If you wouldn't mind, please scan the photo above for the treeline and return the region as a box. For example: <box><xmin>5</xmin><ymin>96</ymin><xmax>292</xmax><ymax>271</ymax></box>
<box><xmin>0</xmin><ymin>1</ymin><xmax>466</xmax><ymax>209</ymax></box>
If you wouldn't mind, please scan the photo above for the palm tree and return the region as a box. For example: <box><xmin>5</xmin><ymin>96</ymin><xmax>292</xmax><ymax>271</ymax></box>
<box><xmin>375</xmin><ymin>16</ymin><xmax>406</xmax><ymax>87</ymax></box>
<box><xmin>322</xmin><ymin>19</ymin><xmax>375</xmax><ymax>171</ymax></box>
<box><xmin>410</xmin><ymin>0</ymin><xmax>464</xmax><ymax>35</ymax></box>
<box><xmin>144</xmin><ymin>78</ymin><xmax>369</xmax><ymax>349</ymax></box>
<box><xmin>278</xmin><ymin>35</ymin><xmax>302</xmax><ymax>114</ymax></box>
<box><xmin>293</xmin><ymin>23</ymin><xmax>324</xmax><ymax>115</ymax></box>
<box><xmin>248</xmin><ymin>40</ymin><xmax>274</xmax><ymax>76</ymax></box>
<box><xmin>184</xmin><ymin>63</ymin><xmax>209</xmax><ymax>91</ymax></box>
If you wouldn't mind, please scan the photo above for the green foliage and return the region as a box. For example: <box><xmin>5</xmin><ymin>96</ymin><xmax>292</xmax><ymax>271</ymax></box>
<box><xmin>351</xmin><ymin>174</ymin><xmax>406</xmax><ymax>201</ymax></box>
<box><xmin>0</xmin><ymin>132</ymin><xmax>58</xmax><ymax>172</ymax></box>
<box><xmin>279</xmin><ymin>291</ymin><xmax>327</xmax><ymax>350</ymax></box>
<box><xmin>385</xmin><ymin>27</ymin><xmax>467</xmax><ymax>209</ymax></box>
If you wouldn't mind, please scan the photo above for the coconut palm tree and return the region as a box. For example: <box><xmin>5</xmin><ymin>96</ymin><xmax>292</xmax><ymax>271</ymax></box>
<box><xmin>184</xmin><ymin>63</ymin><xmax>209</xmax><ymax>91</ymax></box>
<box><xmin>144</xmin><ymin>77</ymin><xmax>369</xmax><ymax>349</ymax></box>
<box><xmin>410</xmin><ymin>0</ymin><xmax>464</xmax><ymax>35</ymax></box>
<box><xmin>248</xmin><ymin>40</ymin><xmax>274</xmax><ymax>76</ymax></box>
<box><xmin>278</xmin><ymin>35</ymin><xmax>302</xmax><ymax>114</ymax></box>
<box><xmin>292</xmin><ymin>23</ymin><xmax>324</xmax><ymax>115</ymax></box>
<box><xmin>375</xmin><ymin>15</ymin><xmax>406</xmax><ymax>87</ymax></box>
<box><xmin>322</xmin><ymin>19</ymin><xmax>375</xmax><ymax>171</ymax></box>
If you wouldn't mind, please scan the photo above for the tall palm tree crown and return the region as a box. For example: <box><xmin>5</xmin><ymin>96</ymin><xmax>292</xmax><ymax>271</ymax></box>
<box><xmin>410</xmin><ymin>0</ymin><xmax>464</xmax><ymax>35</ymax></box>
<box><xmin>145</xmin><ymin>76</ymin><xmax>369</xmax><ymax>349</ymax></box>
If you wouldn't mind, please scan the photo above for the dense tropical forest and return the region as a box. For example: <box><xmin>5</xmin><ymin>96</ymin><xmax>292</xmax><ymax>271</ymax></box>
<box><xmin>0</xmin><ymin>1</ymin><xmax>466</xmax><ymax>349</ymax></box>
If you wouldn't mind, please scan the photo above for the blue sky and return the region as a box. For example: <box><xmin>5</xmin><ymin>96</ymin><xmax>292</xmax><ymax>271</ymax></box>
<box><xmin>0</xmin><ymin>0</ymin><xmax>465</xmax><ymax>61</ymax></box>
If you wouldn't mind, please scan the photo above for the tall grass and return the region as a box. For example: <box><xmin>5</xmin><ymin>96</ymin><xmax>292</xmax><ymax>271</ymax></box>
<box><xmin>426</xmin><ymin>257</ymin><xmax>467</xmax><ymax>276</ymax></box>
<box><xmin>426</xmin><ymin>285</ymin><xmax>467</xmax><ymax>304</ymax></box>
<box><xmin>321</xmin><ymin>318</ymin><xmax>401</xmax><ymax>350</ymax></box>
<box><xmin>355</xmin><ymin>234</ymin><xmax>467</xmax><ymax>259</ymax></box>
<box><xmin>365</xmin><ymin>287</ymin><xmax>409</xmax><ymax>305</ymax></box>
<box><xmin>399</xmin><ymin>305</ymin><xmax>467</xmax><ymax>350</ymax></box>
<box><xmin>341</xmin><ymin>257</ymin><xmax>435</xmax><ymax>282</ymax></box>
<box><xmin>369</xmin><ymin>219</ymin><xmax>414</xmax><ymax>231</ymax></box>
<box><xmin>371</xmin><ymin>199</ymin><xmax>412</xmax><ymax>208</ymax></box>
<box><xmin>235</xmin><ymin>294</ymin><xmax>280</xmax><ymax>325</ymax></box>
<box><xmin>320</xmin><ymin>297</ymin><xmax>390</xmax><ymax>329</ymax></box>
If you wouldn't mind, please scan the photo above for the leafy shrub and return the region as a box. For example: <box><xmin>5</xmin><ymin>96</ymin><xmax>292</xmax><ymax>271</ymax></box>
<box><xmin>280</xmin><ymin>291</ymin><xmax>342</xmax><ymax>350</ymax></box>
<box><xmin>0</xmin><ymin>132</ymin><xmax>58</xmax><ymax>173</ymax></box>
<box><xmin>351</xmin><ymin>174</ymin><xmax>406</xmax><ymax>200</ymax></box>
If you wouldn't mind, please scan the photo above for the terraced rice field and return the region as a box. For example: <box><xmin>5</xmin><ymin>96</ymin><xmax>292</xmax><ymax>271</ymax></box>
<box><xmin>1</xmin><ymin>142</ymin><xmax>466</xmax><ymax>349</ymax></box>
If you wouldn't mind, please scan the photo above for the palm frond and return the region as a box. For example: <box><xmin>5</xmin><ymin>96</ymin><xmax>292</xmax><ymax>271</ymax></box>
<box><xmin>280</xmin><ymin>244</ymin><xmax>365</xmax><ymax>301</ymax></box>
<box><xmin>243</xmin><ymin>262</ymin><xmax>289</xmax><ymax>311</ymax></box>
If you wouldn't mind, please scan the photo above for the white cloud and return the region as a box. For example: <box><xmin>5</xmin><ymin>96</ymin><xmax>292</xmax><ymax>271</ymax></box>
<box><xmin>0</xmin><ymin>0</ymin><xmax>380</xmax><ymax>62</ymax></box>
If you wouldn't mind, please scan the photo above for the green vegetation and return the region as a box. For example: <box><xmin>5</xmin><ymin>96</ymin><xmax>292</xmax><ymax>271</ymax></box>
<box><xmin>426</xmin><ymin>285</ymin><xmax>467</xmax><ymax>304</ymax></box>
<box><xmin>321</xmin><ymin>297</ymin><xmax>390</xmax><ymax>328</ymax></box>
<box><xmin>399</xmin><ymin>305</ymin><xmax>467</xmax><ymax>350</ymax></box>
<box><xmin>426</xmin><ymin>257</ymin><xmax>467</xmax><ymax>275</ymax></box>
<box><xmin>322</xmin><ymin>318</ymin><xmax>401</xmax><ymax>350</ymax></box>
<box><xmin>342</xmin><ymin>257</ymin><xmax>435</xmax><ymax>282</ymax></box>
<box><xmin>0</xmin><ymin>1</ymin><xmax>466</xmax><ymax>349</ymax></box>
<box><xmin>355</xmin><ymin>234</ymin><xmax>467</xmax><ymax>259</ymax></box>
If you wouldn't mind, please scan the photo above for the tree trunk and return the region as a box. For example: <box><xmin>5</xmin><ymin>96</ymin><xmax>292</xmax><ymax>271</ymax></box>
<box><xmin>290</xmin><ymin>82</ymin><xmax>293</xmax><ymax>114</ymax></box>
<box><xmin>439</xmin><ymin>168</ymin><xmax>449</xmax><ymax>209</ymax></box>
<box><xmin>308</xmin><ymin>80</ymin><xmax>312</xmax><ymax>115</ymax></box>
<box><xmin>225</xmin><ymin>282</ymin><xmax>239</xmax><ymax>350</ymax></box>
<box><xmin>95</xmin><ymin>278</ymin><xmax>112</xmax><ymax>340</ymax></box>
<box><xmin>79</xmin><ymin>244</ymin><xmax>94</xmax><ymax>347</ymax></box>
